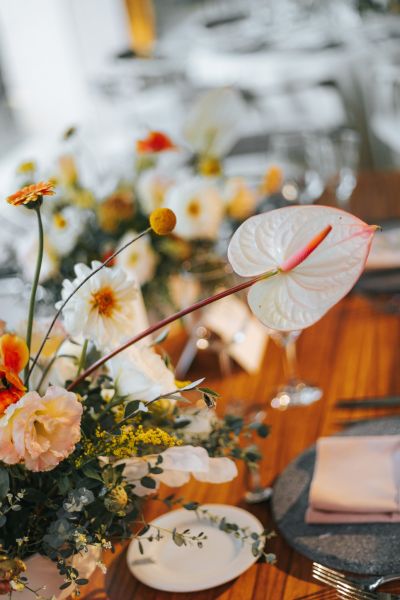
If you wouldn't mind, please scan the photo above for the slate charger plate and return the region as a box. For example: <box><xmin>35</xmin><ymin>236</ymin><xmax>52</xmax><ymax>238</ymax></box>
<box><xmin>272</xmin><ymin>417</ymin><xmax>400</xmax><ymax>575</ymax></box>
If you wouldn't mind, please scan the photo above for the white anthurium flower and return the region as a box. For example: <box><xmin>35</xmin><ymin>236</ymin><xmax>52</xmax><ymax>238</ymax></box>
<box><xmin>228</xmin><ymin>205</ymin><xmax>376</xmax><ymax>331</ymax></box>
<box><xmin>115</xmin><ymin>231</ymin><xmax>157</xmax><ymax>286</ymax></box>
<box><xmin>16</xmin><ymin>234</ymin><xmax>59</xmax><ymax>284</ymax></box>
<box><xmin>165</xmin><ymin>177</ymin><xmax>224</xmax><ymax>240</ymax></box>
<box><xmin>109</xmin><ymin>345</ymin><xmax>176</xmax><ymax>403</ymax></box>
<box><xmin>183</xmin><ymin>88</ymin><xmax>246</xmax><ymax>158</ymax></box>
<box><xmin>119</xmin><ymin>445</ymin><xmax>238</xmax><ymax>497</ymax></box>
<box><xmin>137</xmin><ymin>168</ymin><xmax>176</xmax><ymax>215</ymax></box>
<box><xmin>56</xmin><ymin>262</ymin><xmax>139</xmax><ymax>349</ymax></box>
<box><xmin>47</xmin><ymin>206</ymin><xmax>87</xmax><ymax>257</ymax></box>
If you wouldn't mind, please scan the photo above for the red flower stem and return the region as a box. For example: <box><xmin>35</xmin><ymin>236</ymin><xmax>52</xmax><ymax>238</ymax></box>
<box><xmin>67</xmin><ymin>268</ymin><xmax>279</xmax><ymax>391</ymax></box>
<box><xmin>26</xmin><ymin>228</ymin><xmax>151</xmax><ymax>384</ymax></box>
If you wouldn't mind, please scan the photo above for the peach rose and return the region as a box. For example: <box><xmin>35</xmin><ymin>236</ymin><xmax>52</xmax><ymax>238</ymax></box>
<box><xmin>0</xmin><ymin>386</ymin><xmax>82</xmax><ymax>472</ymax></box>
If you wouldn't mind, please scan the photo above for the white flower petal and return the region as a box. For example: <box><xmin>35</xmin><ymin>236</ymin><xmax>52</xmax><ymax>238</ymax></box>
<box><xmin>160</xmin><ymin>445</ymin><xmax>209</xmax><ymax>473</ymax></box>
<box><xmin>193</xmin><ymin>457</ymin><xmax>238</xmax><ymax>483</ymax></box>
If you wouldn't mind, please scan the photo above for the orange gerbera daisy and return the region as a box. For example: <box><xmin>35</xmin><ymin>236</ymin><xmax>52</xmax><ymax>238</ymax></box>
<box><xmin>6</xmin><ymin>181</ymin><xmax>55</xmax><ymax>207</ymax></box>
<box><xmin>0</xmin><ymin>334</ymin><xmax>29</xmax><ymax>414</ymax></box>
<box><xmin>136</xmin><ymin>131</ymin><xmax>175</xmax><ymax>154</ymax></box>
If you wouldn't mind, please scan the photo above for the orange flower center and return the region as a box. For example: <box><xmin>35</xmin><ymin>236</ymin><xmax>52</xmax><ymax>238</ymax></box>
<box><xmin>91</xmin><ymin>287</ymin><xmax>117</xmax><ymax>317</ymax></box>
<box><xmin>186</xmin><ymin>199</ymin><xmax>201</xmax><ymax>217</ymax></box>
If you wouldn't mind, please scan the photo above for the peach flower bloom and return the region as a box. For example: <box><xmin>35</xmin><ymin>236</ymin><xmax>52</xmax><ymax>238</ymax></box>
<box><xmin>0</xmin><ymin>386</ymin><xmax>82</xmax><ymax>472</ymax></box>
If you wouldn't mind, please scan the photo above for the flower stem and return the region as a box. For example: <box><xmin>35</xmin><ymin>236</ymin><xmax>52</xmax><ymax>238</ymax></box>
<box><xmin>27</xmin><ymin>227</ymin><xmax>151</xmax><ymax>381</ymax></box>
<box><xmin>24</xmin><ymin>206</ymin><xmax>44</xmax><ymax>386</ymax></box>
<box><xmin>68</xmin><ymin>268</ymin><xmax>279</xmax><ymax>391</ymax></box>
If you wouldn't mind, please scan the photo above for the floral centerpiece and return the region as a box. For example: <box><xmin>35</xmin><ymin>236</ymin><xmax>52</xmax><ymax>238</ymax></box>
<box><xmin>10</xmin><ymin>90</ymin><xmax>276</xmax><ymax>316</ymax></box>
<box><xmin>0</xmin><ymin>178</ymin><xmax>376</xmax><ymax>599</ymax></box>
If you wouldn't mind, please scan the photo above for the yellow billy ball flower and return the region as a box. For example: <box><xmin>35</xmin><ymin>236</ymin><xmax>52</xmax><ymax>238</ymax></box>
<box><xmin>149</xmin><ymin>207</ymin><xmax>176</xmax><ymax>235</ymax></box>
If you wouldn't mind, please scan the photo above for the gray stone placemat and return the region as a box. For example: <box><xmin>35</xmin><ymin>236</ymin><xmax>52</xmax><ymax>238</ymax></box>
<box><xmin>272</xmin><ymin>417</ymin><xmax>400</xmax><ymax>575</ymax></box>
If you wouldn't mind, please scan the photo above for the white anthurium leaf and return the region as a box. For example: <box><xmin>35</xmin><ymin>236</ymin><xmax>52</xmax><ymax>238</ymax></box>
<box><xmin>228</xmin><ymin>206</ymin><xmax>375</xmax><ymax>331</ymax></box>
<box><xmin>160</xmin><ymin>446</ymin><xmax>210</xmax><ymax>473</ymax></box>
<box><xmin>193</xmin><ymin>457</ymin><xmax>238</xmax><ymax>483</ymax></box>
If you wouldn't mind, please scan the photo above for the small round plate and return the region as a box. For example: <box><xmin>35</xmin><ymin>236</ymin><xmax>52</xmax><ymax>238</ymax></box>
<box><xmin>127</xmin><ymin>503</ymin><xmax>263</xmax><ymax>593</ymax></box>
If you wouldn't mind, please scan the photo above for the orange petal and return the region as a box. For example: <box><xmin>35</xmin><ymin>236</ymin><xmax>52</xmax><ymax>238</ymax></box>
<box><xmin>3</xmin><ymin>370</ymin><xmax>26</xmax><ymax>392</ymax></box>
<box><xmin>0</xmin><ymin>334</ymin><xmax>29</xmax><ymax>374</ymax></box>
<box><xmin>0</xmin><ymin>387</ymin><xmax>24</xmax><ymax>415</ymax></box>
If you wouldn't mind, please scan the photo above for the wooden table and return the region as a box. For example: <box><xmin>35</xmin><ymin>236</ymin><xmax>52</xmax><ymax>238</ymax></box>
<box><xmin>83</xmin><ymin>171</ymin><xmax>400</xmax><ymax>600</ymax></box>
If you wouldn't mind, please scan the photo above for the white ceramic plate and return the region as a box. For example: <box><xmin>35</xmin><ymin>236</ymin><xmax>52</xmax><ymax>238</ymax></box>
<box><xmin>127</xmin><ymin>503</ymin><xmax>264</xmax><ymax>593</ymax></box>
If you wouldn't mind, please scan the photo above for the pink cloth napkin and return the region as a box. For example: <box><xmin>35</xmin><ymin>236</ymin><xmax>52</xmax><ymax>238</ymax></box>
<box><xmin>306</xmin><ymin>435</ymin><xmax>400</xmax><ymax>524</ymax></box>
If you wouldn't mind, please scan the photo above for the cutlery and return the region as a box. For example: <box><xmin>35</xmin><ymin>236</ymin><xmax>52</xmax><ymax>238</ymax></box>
<box><xmin>312</xmin><ymin>562</ymin><xmax>400</xmax><ymax>598</ymax></box>
<box><xmin>336</xmin><ymin>397</ymin><xmax>400</xmax><ymax>410</ymax></box>
<box><xmin>334</xmin><ymin>413</ymin><xmax>400</xmax><ymax>427</ymax></box>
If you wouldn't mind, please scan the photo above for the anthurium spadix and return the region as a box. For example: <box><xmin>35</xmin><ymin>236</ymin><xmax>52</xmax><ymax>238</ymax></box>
<box><xmin>228</xmin><ymin>205</ymin><xmax>376</xmax><ymax>331</ymax></box>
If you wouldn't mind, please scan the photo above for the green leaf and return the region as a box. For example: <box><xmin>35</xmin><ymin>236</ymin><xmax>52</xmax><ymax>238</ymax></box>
<box><xmin>172</xmin><ymin>530</ymin><xmax>185</xmax><ymax>547</ymax></box>
<box><xmin>203</xmin><ymin>393</ymin><xmax>216</xmax><ymax>409</ymax></box>
<box><xmin>152</xmin><ymin>329</ymin><xmax>169</xmax><ymax>345</ymax></box>
<box><xmin>198</xmin><ymin>387</ymin><xmax>220</xmax><ymax>397</ymax></box>
<box><xmin>76</xmin><ymin>578</ymin><xmax>89</xmax><ymax>586</ymax></box>
<box><xmin>255</xmin><ymin>423</ymin><xmax>269</xmax><ymax>438</ymax></box>
<box><xmin>59</xmin><ymin>582</ymin><xmax>72</xmax><ymax>590</ymax></box>
<box><xmin>82</xmin><ymin>464</ymin><xmax>103</xmax><ymax>482</ymax></box>
<box><xmin>140</xmin><ymin>476</ymin><xmax>156</xmax><ymax>490</ymax></box>
<box><xmin>183</xmin><ymin>502</ymin><xmax>199</xmax><ymax>511</ymax></box>
<box><xmin>124</xmin><ymin>401</ymin><xmax>140</xmax><ymax>419</ymax></box>
<box><xmin>149</xmin><ymin>467</ymin><xmax>163</xmax><ymax>475</ymax></box>
<box><xmin>138</xmin><ymin>525</ymin><xmax>150</xmax><ymax>536</ymax></box>
<box><xmin>0</xmin><ymin>468</ymin><xmax>9</xmax><ymax>500</ymax></box>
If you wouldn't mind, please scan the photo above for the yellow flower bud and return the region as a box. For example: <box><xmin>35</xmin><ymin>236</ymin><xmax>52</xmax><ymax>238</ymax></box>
<box><xmin>149</xmin><ymin>208</ymin><xmax>176</xmax><ymax>235</ymax></box>
<box><xmin>104</xmin><ymin>485</ymin><xmax>128</xmax><ymax>514</ymax></box>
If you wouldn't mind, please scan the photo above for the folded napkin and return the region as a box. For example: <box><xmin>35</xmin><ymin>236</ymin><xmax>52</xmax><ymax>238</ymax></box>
<box><xmin>306</xmin><ymin>435</ymin><xmax>400</xmax><ymax>524</ymax></box>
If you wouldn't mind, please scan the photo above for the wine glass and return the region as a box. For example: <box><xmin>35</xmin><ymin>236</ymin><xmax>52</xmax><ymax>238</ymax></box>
<box><xmin>269</xmin><ymin>132</ymin><xmax>325</xmax><ymax>205</ymax></box>
<box><xmin>270</xmin><ymin>330</ymin><xmax>322</xmax><ymax>410</ymax></box>
<box><xmin>320</xmin><ymin>129</ymin><xmax>360</xmax><ymax>208</ymax></box>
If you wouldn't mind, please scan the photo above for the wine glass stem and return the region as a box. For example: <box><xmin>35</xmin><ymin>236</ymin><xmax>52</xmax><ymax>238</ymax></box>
<box><xmin>285</xmin><ymin>338</ymin><xmax>298</xmax><ymax>384</ymax></box>
<box><xmin>247</xmin><ymin>464</ymin><xmax>261</xmax><ymax>491</ymax></box>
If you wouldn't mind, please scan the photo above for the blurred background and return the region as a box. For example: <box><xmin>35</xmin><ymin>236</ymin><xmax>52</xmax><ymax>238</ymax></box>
<box><xmin>0</xmin><ymin>0</ymin><xmax>399</xmax><ymax>172</ymax></box>
<box><xmin>0</xmin><ymin>0</ymin><xmax>399</xmax><ymax>389</ymax></box>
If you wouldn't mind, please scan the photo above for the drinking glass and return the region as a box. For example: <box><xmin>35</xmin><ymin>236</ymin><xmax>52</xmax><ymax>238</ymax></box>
<box><xmin>331</xmin><ymin>129</ymin><xmax>360</xmax><ymax>207</ymax></box>
<box><xmin>270</xmin><ymin>330</ymin><xmax>322</xmax><ymax>409</ymax></box>
<box><xmin>269</xmin><ymin>132</ymin><xmax>325</xmax><ymax>205</ymax></box>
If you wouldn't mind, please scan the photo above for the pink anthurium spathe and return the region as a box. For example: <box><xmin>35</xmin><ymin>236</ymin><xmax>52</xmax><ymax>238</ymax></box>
<box><xmin>228</xmin><ymin>205</ymin><xmax>376</xmax><ymax>331</ymax></box>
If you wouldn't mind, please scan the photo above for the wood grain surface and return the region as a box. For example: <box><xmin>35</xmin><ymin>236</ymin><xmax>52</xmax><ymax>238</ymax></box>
<box><xmin>81</xmin><ymin>171</ymin><xmax>400</xmax><ymax>600</ymax></box>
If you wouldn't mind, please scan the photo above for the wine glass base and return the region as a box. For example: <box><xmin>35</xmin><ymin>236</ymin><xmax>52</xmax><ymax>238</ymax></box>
<box><xmin>244</xmin><ymin>486</ymin><xmax>273</xmax><ymax>504</ymax></box>
<box><xmin>271</xmin><ymin>382</ymin><xmax>322</xmax><ymax>409</ymax></box>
